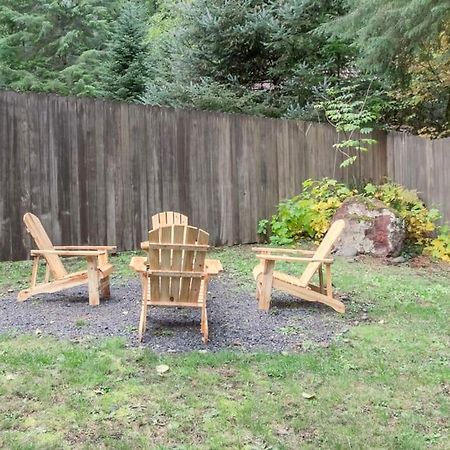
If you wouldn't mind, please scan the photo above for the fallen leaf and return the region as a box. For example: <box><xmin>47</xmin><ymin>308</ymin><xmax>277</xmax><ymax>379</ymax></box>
<box><xmin>302</xmin><ymin>392</ymin><xmax>316</xmax><ymax>400</ymax></box>
<box><xmin>275</xmin><ymin>426</ymin><xmax>290</xmax><ymax>435</ymax></box>
<box><xmin>156</xmin><ymin>364</ymin><xmax>170</xmax><ymax>375</ymax></box>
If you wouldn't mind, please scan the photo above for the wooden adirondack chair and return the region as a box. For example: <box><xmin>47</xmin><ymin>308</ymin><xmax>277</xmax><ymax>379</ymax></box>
<box><xmin>151</xmin><ymin>211</ymin><xmax>188</xmax><ymax>229</ymax></box>
<box><xmin>132</xmin><ymin>224</ymin><xmax>210</xmax><ymax>343</ymax></box>
<box><xmin>18</xmin><ymin>213</ymin><xmax>116</xmax><ymax>306</ymax></box>
<box><xmin>252</xmin><ymin>219</ymin><xmax>346</xmax><ymax>313</ymax></box>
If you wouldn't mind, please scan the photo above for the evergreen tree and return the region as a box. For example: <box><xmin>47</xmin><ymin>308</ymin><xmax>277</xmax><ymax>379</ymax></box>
<box><xmin>0</xmin><ymin>0</ymin><xmax>118</xmax><ymax>96</ymax></box>
<box><xmin>268</xmin><ymin>0</ymin><xmax>354</xmax><ymax>119</ymax></box>
<box><xmin>103</xmin><ymin>1</ymin><xmax>149</xmax><ymax>102</ymax></box>
<box><xmin>328</xmin><ymin>0</ymin><xmax>450</xmax><ymax>78</ymax></box>
<box><xmin>143</xmin><ymin>0</ymin><xmax>353</xmax><ymax>118</ymax></box>
<box><xmin>327</xmin><ymin>0</ymin><xmax>450</xmax><ymax>135</ymax></box>
<box><xmin>175</xmin><ymin>0</ymin><xmax>276</xmax><ymax>87</ymax></box>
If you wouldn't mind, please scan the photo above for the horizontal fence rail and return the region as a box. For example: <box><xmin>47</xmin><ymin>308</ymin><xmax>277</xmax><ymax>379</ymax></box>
<box><xmin>0</xmin><ymin>90</ymin><xmax>447</xmax><ymax>261</ymax></box>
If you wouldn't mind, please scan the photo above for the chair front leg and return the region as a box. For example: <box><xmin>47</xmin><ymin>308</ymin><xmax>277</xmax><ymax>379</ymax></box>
<box><xmin>138</xmin><ymin>274</ymin><xmax>149</xmax><ymax>342</ymax></box>
<box><xmin>201</xmin><ymin>304</ymin><xmax>209</xmax><ymax>343</ymax></box>
<box><xmin>259</xmin><ymin>259</ymin><xmax>275</xmax><ymax>311</ymax></box>
<box><xmin>86</xmin><ymin>256</ymin><xmax>100</xmax><ymax>306</ymax></box>
<box><xmin>201</xmin><ymin>276</ymin><xmax>209</xmax><ymax>343</ymax></box>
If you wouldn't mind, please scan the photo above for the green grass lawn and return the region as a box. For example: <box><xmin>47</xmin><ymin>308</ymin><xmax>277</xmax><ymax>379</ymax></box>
<box><xmin>0</xmin><ymin>247</ymin><xmax>449</xmax><ymax>449</ymax></box>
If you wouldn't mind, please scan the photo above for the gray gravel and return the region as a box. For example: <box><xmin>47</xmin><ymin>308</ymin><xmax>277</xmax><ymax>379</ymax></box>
<box><xmin>0</xmin><ymin>275</ymin><xmax>350</xmax><ymax>352</ymax></box>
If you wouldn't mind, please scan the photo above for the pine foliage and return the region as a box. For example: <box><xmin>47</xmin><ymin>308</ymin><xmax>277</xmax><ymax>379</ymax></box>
<box><xmin>103</xmin><ymin>1</ymin><xmax>149</xmax><ymax>101</ymax></box>
<box><xmin>143</xmin><ymin>0</ymin><xmax>352</xmax><ymax>119</ymax></box>
<box><xmin>0</xmin><ymin>0</ymin><xmax>117</xmax><ymax>95</ymax></box>
<box><xmin>327</xmin><ymin>0</ymin><xmax>450</xmax><ymax>134</ymax></box>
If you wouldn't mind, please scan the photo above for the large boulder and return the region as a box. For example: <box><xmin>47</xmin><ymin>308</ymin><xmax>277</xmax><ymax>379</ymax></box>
<box><xmin>332</xmin><ymin>197</ymin><xmax>405</xmax><ymax>257</ymax></box>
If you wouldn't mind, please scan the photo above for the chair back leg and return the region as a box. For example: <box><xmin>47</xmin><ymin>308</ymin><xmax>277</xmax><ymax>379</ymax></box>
<box><xmin>100</xmin><ymin>276</ymin><xmax>111</xmax><ymax>299</ymax></box>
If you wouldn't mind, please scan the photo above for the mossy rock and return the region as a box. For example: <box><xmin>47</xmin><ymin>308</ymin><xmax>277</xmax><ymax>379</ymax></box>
<box><xmin>332</xmin><ymin>197</ymin><xmax>405</xmax><ymax>257</ymax></box>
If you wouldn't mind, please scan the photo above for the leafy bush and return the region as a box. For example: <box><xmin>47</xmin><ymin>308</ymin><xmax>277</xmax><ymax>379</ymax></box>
<box><xmin>260</xmin><ymin>178</ymin><xmax>447</xmax><ymax>261</ymax></box>
<box><xmin>425</xmin><ymin>226</ymin><xmax>450</xmax><ymax>262</ymax></box>
<box><xmin>260</xmin><ymin>179</ymin><xmax>355</xmax><ymax>245</ymax></box>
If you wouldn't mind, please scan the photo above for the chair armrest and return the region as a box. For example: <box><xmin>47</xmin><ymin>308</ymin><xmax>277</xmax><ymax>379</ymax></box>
<box><xmin>129</xmin><ymin>256</ymin><xmax>147</xmax><ymax>273</ymax></box>
<box><xmin>205</xmin><ymin>259</ymin><xmax>223</xmax><ymax>275</ymax></box>
<box><xmin>252</xmin><ymin>247</ymin><xmax>315</xmax><ymax>255</ymax></box>
<box><xmin>255</xmin><ymin>254</ymin><xmax>334</xmax><ymax>263</ymax></box>
<box><xmin>31</xmin><ymin>249</ymin><xmax>106</xmax><ymax>257</ymax></box>
<box><xmin>53</xmin><ymin>245</ymin><xmax>117</xmax><ymax>252</ymax></box>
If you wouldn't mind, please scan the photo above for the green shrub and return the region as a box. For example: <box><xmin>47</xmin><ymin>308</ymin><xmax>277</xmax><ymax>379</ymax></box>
<box><xmin>425</xmin><ymin>226</ymin><xmax>450</xmax><ymax>262</ymax></box>
<box><xmin>260</xmin><ymin>178</ymin><xmax>447</xmax><ymax>261</ymax></box>
<box><xmin>260</xmin><ymin>178</ymin><xmax>355</xmax><ymax>245</ymax></box>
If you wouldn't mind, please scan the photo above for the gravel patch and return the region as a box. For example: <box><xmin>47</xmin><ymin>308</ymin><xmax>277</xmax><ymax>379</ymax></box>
<box><xmin>0</xmin><ymin>275</ymin><xmax>350</xmax><ymax>352</ymax></box>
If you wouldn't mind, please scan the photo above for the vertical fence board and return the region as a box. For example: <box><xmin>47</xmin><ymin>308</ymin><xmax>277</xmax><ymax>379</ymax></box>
<box><xmin>0</xmin><ymin>93</ymin><xmax>11</xmax><ymax>259</ymax></box>
<box><xmin>228</xmin><ymin>115</ymin><xmax>241</xmax><ymax>244</ymax></box>
<box><xmin>144</xmin><ymin>106</ymin><xmax>161</xmax><ymax>222</ymax></box>
<box><xmin>66</xmin><ymin>97</ymin><xmax>81</xmax><ymax>244</ymax></box>
<box><xmin>94</xmin><ymin>99</ymin><xmax>106</xmax><ymax>244</ymax></box>
<box><xmin>85</xmin><ymin>98</ymin><xmax>98</xmax><ymax>245</ymax></box>
<box><xmin>103</xmin><ymin>101</ymin><xmax>118</xmax><ymax>245</ymax></box>
<box><xmin>48</xmin><ymin>95</ymin><xmax>64</xmax><ymax>244</ymax></box>
<box><xmin>16</xmin><ymin>94</ymin><xmax>30</xmax><ymax>259</ymax></box>
<box><xmin>6</xmin><ymin>93</ymin><xmax>17</xmax><ymax>259</ymax></box>
<box><xmin>76</xmin><ymin>98</ymin><xmax>88</xmax><ymax>245</ymax></box>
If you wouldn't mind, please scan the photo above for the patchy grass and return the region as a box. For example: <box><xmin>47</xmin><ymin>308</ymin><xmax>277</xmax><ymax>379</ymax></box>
<box><xmin>74</xmin><ymin>319</ymin><xmax>89</xmax><ymax>329</ymax></box>
<box><xmin>0</xmin><ymin>246</ymin><xmax>449</xmax><ymax>448</ymax></box>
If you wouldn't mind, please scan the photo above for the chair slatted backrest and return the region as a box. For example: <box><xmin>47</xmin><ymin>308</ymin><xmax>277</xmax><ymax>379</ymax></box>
<box><xmin>147</xmin><ymin>225</ymin><xmax>209</xmax><ymax>303</ymax></box>
<box><xmin>23</xmin><ymin>213</ymin><xmax>68</xmax><ymax>279</ymax></box>
<box><xmin>298</xmin><ymin>219</ymin><xmax>345</xmax><ymax>287</ymax></box>
<box><xmin>151</xmin><ymin>212</ymin><xmax>188</xmax><ymax>230</ymax></box>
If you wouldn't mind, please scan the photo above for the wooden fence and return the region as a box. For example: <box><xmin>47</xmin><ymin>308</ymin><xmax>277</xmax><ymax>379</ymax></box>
<box><xmin>387</xmin><ymin>132</ymin><xmax>450</xmax><ymax>227</ymax></box>
<box><xmin>0</xmin><ymin>90</ymin><xmax>447</xmax><ymax>261</ymax></box>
